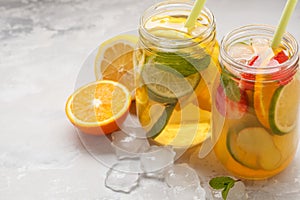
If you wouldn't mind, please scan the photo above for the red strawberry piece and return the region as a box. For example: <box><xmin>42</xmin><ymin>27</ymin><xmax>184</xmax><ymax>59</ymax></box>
<box><xmin>215</xmin><ymin>85</ymin><xmax>248</xmax><ymax>119</ymax></box>
<box><xmin>239</xmin><ymin>55</ymin><xmax>258</xmax><ymax>90</ymax></box>
<box><xmin>270</xmin><ymin>51</ymin><xmax>295</xmax><ymax>85</ymax></box>
<box><xmin>272</xmin><ymin>50</ymin><xmax>289</xmax><ymax>64</ymax></box>
<box><xmin>248</xmin><ymin>55</ymin><xmax>259</xmax><ymax>66</ymax></box>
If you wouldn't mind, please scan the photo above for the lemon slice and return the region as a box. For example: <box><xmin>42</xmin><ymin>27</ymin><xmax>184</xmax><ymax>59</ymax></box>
<box><xmin>269</xmin><ymin>78</ymin><xmax>300</xmax><ymax>135</ymax></box>
<box><xmin>94</xmin><ymin>34</ymin><xmax>138</xmax><ymax>96</ymax></box>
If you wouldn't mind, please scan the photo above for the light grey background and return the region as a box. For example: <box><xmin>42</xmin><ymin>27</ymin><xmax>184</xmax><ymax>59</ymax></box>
<box><xmin>0</xmin><ymin>0</ymin><xmax>299</xmax><ymax>199</ymax></box>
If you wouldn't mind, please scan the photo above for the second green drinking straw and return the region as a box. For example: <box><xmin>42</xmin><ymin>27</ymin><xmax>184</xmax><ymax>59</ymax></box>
<box><xmin>272</xmin><ymin>0</ymin><xmax>298</xmax><ymax>49</ymax></box>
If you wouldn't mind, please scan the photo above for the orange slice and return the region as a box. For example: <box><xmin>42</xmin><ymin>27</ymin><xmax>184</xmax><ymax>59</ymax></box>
<box><xmin>65</xmin><ymin>80</ymin><xmax>131</xmax><ymax>135</ymax></box>
<box><xmin>254</xmin><ymin>78</ymin><xmax>279</xmax><ymax>130</ymax></box>
<box><xmin>94</xmin><ymin>35</ymin><xmax>138</xmax><ymax>96</ymax></box>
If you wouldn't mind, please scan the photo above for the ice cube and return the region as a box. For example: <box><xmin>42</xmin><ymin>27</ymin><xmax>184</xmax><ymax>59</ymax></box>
<box><xmin>251</xmin><ymin>38</ymin><xmax>270</xmax><ymax>54</ymax></box>
<box><xmin>105</xmin><ymin>160</ymin><xmax>141</xmax><ymax>193</ymax></box>
<box><xmin>210</xmin><ymin>187</ymin><xmax>224</xmax><ymax>200</ymax></box>
<box><xmin>119</xmin><ymin>115</ymin><xmax>148</xmax><ymax>139</ymax></box>
<box><xmin>111</xmin><ymin>130</ymin><xmax>150</xmax><ymax>159</ymax></box>
<box><xmin>227</xmin><ymin>181</ymin><xmax>247</xmax><ymax>200</ymax></box>
<box><xmin>168</xmin><ymin>184</ymin><xmax>206</xmax><ymax>200</ymax></box>
<box><xmin>140</xmin><ymin>146</ymin><xmax>176</xmax><ymax>177</ymax></box>
<box><xmin>139</xmin><ymin>179</ymin><xmax>171</xmax><ymax>200</ymax></box>
<box><xmin>120</xmin><ymin>125</ymin><xmax>148</xmax><ymax>139</ymax></box>
<box><xmin>228</xmin><ymin>42</ymin><xmax>255</xmax><ymax>61</ymax></box>
<box><xmin>165</xmin><ymin>163</ymin><xmax>200</xmax><ymax>187</ymax></box>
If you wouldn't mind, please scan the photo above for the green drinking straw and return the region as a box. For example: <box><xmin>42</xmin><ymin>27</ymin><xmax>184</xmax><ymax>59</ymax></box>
<box><xmin>185</xmin><ymin>0</ymin><xmax>207</xmax><ymax>29</ymax></box>
<box><xmin>271</xmin><ymin>0</ymin><xmax>298</xmax><ymax>49</ymax></box>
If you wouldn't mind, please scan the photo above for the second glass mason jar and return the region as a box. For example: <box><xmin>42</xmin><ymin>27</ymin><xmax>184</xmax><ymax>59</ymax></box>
<box><xmin>213</xmin><ymin>24</ymin><xmax>300</xmax><ymax>179</ymax></box>
<box><xmin>134</xmin><ymin>0</ymin><xmax>220</xmax><ymax>148</ymax></box>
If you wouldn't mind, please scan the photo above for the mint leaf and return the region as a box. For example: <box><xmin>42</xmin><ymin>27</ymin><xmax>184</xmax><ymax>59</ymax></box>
<box><xmin>220</xmin><ymin>72</ymin><xmax>241</xmax><ymax>102</ymax></box>
<box><xmin>151</xmin><ymin>51</ymin><xmax>210</xmax><ymax>77</ymax></box>
<box><xmin>209</xmin><ymin>176</ymin><xmax>235</xmax><ymax>189</ymax></box>
<box><xmin>222</xmin><ymin>180</ymin><xmax>235</xmax><ymax>200</ymax></box>
<box><xmin>209</xmin><ymin>176</ymin><xmax>240</xmax><ymax>200</ymax></box>
<box><xmin>146</xmin><ymin>103</ymin><xmax>176</xmax><ymax>139</ymax></box>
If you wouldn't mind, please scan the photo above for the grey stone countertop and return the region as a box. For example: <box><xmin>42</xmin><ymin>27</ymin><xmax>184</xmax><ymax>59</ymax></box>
<box><xmin>0</xmin><ymin>0</ymin><xmax>300</xmax><ymax>199</ymax></box>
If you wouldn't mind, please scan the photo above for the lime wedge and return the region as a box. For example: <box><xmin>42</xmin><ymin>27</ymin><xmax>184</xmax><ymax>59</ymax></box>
<box><xmin>269</xmin><ymin>78</ymin><xmax>300</xmax><ymax>135</ymax></box>
<box><xmin>141</xmin><ymin>64</ymin><xmax>201</xmax><ymax>103</ymax></box>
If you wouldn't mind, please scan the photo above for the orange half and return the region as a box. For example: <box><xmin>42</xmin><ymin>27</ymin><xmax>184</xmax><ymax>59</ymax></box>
<box><xmin>65</xmin><ymin>80</ymin><xmax>131</xmax><ymax>135</ymax></box>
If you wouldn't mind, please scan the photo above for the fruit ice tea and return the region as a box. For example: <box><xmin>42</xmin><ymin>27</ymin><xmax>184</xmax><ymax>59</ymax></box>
<box><xmin>134</xmin><ymin>1</ymin><xmax>220</xmax><ymax>148</ymax></box>
<box><xmin>213</xmin><ymin>25</ymin><xmax>300</xmax><ymax>179</ymax></box>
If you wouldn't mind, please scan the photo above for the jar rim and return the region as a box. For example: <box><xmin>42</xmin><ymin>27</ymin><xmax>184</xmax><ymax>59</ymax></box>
<box><xmin>220</xmin><ymin>24</ymin><xmax>299</xmax><ymax>77</ymax></box>
<box><xmin>139</xmin><ymin>0</ymin><xmax>216</xmax><ymax>49</ymax></box>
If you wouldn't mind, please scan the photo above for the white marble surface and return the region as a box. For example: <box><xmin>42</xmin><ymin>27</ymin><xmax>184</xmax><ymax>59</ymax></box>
<box><xmin>0</xmin><ymin>0</ymin><xmax>300</xmax><ymax>199</ymax></box>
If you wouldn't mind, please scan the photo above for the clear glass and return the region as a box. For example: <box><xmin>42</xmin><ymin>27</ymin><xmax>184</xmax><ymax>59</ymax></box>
<box><xmin>213</xmin><ymin>24</ymin><xmax>300</xmax><ymax>179</ymax></box>
<box><xmin>134</xmin><ymin>0</ymin><xmax>219</xmax><ymax>148</ymax></box>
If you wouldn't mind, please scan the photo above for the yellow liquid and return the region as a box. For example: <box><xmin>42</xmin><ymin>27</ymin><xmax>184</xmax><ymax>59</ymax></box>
<box><xmin>213</xmin><ymin>45</ymin><xmax>300</xmax><ymax>179</ymax></box>
<box><xmin>135</xmin><ymin>14</ymin><xmax>219</xmax><ymax>148</ymax></box>
<box><xmin>213</xmin><ymin>106</ymin><xmax>299</xmax><ymax>179</ymax></box>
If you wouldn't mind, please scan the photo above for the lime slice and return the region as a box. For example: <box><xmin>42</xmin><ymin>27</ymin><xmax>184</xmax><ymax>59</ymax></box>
<box><xmin>227</xmin><ymin>127</ymin><xmax>281</xmax><ymax>170</ymax></box>
<box><xmin>269</xmin><ymin>78</ymin><xmax>300</xmax><ymax>135</ymax></box>
<box><xmin>141</xmin><ymin>64</ymin><xmax>201</xmax><ymax>103</ymax></box>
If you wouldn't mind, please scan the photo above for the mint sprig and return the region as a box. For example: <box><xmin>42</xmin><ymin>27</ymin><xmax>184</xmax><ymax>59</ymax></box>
<box><xmin>209</xmin><ymin>176</ymin><xmax>240</xmax><ymax>200</ymax></box>
<box><xmin>220</xmin><ymin>72</ymin><xmax>241</xmax><ymax>102</ymax></box>
<box><xmin>150</xmin><ymin>51</ymin><xmax>211</xmax><ymax>77</ymax></box>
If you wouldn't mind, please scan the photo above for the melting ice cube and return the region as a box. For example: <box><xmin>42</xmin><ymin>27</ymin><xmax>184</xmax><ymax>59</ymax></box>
<box><xmin>251</xmin><ymin>38</ymin><xmax>270</xmax><ymax>54</ymax></box>
<box><xmin>227</xmin><ymin>181</ymin><xmax>247</xmax><ymax>200</ymax></box>
<box><xmin>120</xmin><ymin>125</ymin><xmax>148</xmax><ymax>139</ymax></box>
<box><xmin>140</xmin><ymin>146</ymin><xmax>176</xmax><ymax>177</ymax></box>
<box><xmin>105</xmin><ymin>160</ymin><xmax>141</xmax><ymax>193</ymax></box>
<box><xmin>111</xmin><ymin>130</ymin><xmax>150</xmax><ymax>159</ymax></box>
<box><xmin>228</xmin><ymin>42</ymin><xmax>255</xmax><ymax>62</ymax></box>
<box><xmin>166</xmin><ymin>163</ymin><xmax>206</xmax><ymax>199</ymax></box>
<box><xmin>165</xmin><ymin>163</ymin><xmax>200</xmax><ymax>187</ymax></box>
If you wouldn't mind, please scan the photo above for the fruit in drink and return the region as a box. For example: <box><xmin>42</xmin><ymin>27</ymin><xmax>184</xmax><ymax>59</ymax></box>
<box><xmin>135</xmin><ymin>12</ymin><xmax>219</xmax><ymax>147</ymax></box>
<box><xmin>214</xmin><ymin>35</ymin><xmax>299</xmax><ymax>179</ymax></box>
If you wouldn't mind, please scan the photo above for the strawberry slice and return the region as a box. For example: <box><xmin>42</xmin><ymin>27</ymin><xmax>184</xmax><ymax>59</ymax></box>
<box><xmin>248</xmin><ymin>55</ymin><xmax>259</xmax><ymax>66</ymax></box>
<box><xmin>270</xmin><ymin>51</ymin><xmax>293</xmax><ymax>85</ymax></box>
<box><xmin>272</xmin><ymin>50</ymin><xmax>289</xmax><ymax>64</ymax></box>
<box><xmin>215</xmin><ymin>84</ymin><xmax>248</xmax><ymax>119</ymax></box>
<box><xmin>240</xmin><ymin>55</ymin><xmax>258</xmax><ymax>90</ymax></box>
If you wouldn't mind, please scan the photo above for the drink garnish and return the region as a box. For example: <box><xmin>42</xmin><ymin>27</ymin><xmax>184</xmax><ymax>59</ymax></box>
<box><xmin>209</xmin><ymin>176</ymin><xmax>240</xmax><ymax>200</ymax></box>
<box><xmin>272</xmin><ymin>50</ymin><xmax>289</xmax><ymax>64</ymax></box>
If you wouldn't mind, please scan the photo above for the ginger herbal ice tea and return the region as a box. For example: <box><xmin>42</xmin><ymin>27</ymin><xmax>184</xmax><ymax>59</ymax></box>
<box><xmin>135</xmin><ymin>1</ymin><xmax>219</xmax><ymax>148</ymax></box>
<box><xmin>213</xmin><ymin>25</ymin><xmax>300</xmax><ymax>179</ymax></box>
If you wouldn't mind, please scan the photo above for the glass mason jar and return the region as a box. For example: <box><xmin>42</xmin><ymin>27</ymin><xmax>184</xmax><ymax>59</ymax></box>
<box><xmin>213</xmin><ymin>24</ymin><xmax>300</xmax><ymax>179</ymax></box>
<box><xmin>134</xmin><ymin>0</ymin><xmax>220</xmax><ymax>148</ymax></box>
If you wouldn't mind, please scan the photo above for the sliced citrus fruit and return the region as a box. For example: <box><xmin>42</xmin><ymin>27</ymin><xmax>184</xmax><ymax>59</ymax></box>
<box><xmin>94</xmin><ymin>34</ymin><xmax>138</xmax><ymax>96</ymax></box>
<box><xmin>141</xmin><ymin>63</ymin><xmax>200</xmax><ymax>103</ymax></box>
<box><xmin>65</xmin><ymin>80</ymin><xmax>131</xmax><ymax>135</ymax></box>
<box><xmin>254</xmin><ymin>77</ymin><xmax>279</xmax><ymax>129</ymax></box>
<box><xmin>269</xmin><ymin>78</ymin><xmax>300</xmax><ymax>135</ymax></box>
<box><xmin>228</xmin><ymin>127</ymin><xmax>281</xmax><ymax>170</ymax></box>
